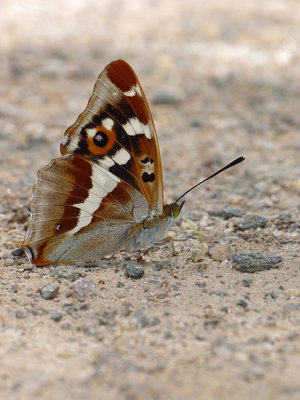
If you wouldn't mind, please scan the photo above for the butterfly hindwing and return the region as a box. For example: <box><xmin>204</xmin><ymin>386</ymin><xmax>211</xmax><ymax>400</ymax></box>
<box><xmin>23</xmin><ymin>154</ymin><xmax>150</xmax><ymax>265</ymax></box>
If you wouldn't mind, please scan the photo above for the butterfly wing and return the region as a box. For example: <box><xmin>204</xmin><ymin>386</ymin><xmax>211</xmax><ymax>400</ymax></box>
<box><xmin>23</xmin><ymin>154</ymin><xmax>149</xmax><ymax>265</ymax></box>
<box><xmin>61</xmin><ymin>59</ymin><xmax>163</xmax><ymax>214</ymax></box>
<box><xmin>22</xmin><ymin>60</ymin><xmax>164</xmax><ymax>265</ymax></box>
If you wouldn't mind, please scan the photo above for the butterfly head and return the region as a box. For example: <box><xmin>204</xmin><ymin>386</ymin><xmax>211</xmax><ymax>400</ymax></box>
<box><xmin>170</xmin><ymin>201</ymin><xmax>185</xmax><ymax>218</ymax></box>
<box><xmin>163</xmin><ymin>201</ymin><xmax>185</xmax><ymax>219</ymax></box>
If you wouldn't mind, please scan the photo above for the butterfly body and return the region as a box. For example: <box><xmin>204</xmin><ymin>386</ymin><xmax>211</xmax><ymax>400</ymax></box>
<box><xmin>22</xmin><ymin>60</ymin><xmax>182</xmax><ymax>265</ymax></box>
<box><xmin>126</xmin><ymin>203</ymin><xmax>182</xmax><ymax>253</ymax></box>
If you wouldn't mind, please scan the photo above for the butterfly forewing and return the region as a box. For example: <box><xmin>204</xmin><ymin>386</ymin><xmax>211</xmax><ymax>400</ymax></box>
<box><xmin>61</xmin><ymin>60</ymin><xmax>163</xmax><ymax>214</ymax></box>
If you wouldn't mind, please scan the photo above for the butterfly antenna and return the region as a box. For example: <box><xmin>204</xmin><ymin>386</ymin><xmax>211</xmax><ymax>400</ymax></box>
<box><xmin>175</xmin><ymin>156</ymin><xmax>245</xmax><ymax>203</ymax></box>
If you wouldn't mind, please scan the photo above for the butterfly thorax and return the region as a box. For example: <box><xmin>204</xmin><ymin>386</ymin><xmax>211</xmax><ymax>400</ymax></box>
<box><xmin>127</xmin><ymin>202</ymin><xmax>183</xmax><ymax>252</ymax></box>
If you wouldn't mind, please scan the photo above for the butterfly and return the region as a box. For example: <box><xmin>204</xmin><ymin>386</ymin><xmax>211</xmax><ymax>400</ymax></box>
<box><xmin>22</xmin><ymin>59</ymin><xmax>244</xmax><ymax>266</ymax></box>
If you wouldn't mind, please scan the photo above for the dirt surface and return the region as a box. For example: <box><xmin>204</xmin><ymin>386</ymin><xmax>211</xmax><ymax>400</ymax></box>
<box><xmin>1</xmin><ymin>1</ymin><xmax>300</xmax><ymax>399</ymax></box>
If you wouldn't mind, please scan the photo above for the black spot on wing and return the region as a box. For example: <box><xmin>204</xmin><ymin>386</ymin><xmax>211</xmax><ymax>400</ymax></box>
<box><xmin>142</xmin><ymin>172</ymin><xmax>155</xmax><ymax>183</ymax></box>
<box><xmin>140</xmin><ymin>157</ymin><xmax>154</xmax><ymax>164</ymax></box>
<box><xmin>93</xmin><ymin>131</ymin><xmax>108</xmax><ymax>147</ymax></box>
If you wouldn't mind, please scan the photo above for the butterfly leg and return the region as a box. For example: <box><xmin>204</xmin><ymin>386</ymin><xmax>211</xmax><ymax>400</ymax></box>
<box><xmin>166</xmin><ymin>235</ymin><xmax>177</xmax><ymax>276</ymax></box>
<box><xmin>120</xmin><ymin>252</ymin><xmax>127</xmax><ymax>269</ymax></box>
<box><xmin>166</xmin><ymin>235</ymin><xmax>177</xmax><ymax>255</ymax></box>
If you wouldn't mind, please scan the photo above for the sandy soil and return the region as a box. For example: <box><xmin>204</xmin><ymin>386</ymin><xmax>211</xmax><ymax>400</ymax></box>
<box><xmin>0</xmin><ymin>1</ymin><xmax>299</xmax><ymax>399</ymax></box>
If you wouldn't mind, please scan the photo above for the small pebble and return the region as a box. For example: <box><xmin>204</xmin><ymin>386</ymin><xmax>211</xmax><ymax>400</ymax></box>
<box><xmin>40</xmin><ymin>285</ymin><xmax>59</xmax><ymax>300</ymax></box>
<box><xmin>195</xmin><ymin>334</ymin><xmax>207</xmax><ymax>341</ymax></box>
<box><xmin>264</xmin><ymin>292</ymin><xmax>278</xmax><ymax>300</ymax></box>
<box><xmin>130</xmin><ymin>308</ymin><xmax>160</xmax><ymax>329</ymax></box>
<box><xmin>156</xmin><ymin>292</ymin><xmax>169</xmax><ymax>299</ymax></box>
<box><xmin>61</xmin><ymin>322</ymin><xmax>71</xmax><ymax>330</ymax></box>
<box><xmin>132</xmin><ymin>308</ymin><xmax>149</xmax><ymax>329</ymax></box>
<box><xmin>31</xmin><ymin>307</ymin><xmax>48</xmax><ymax>316</ymax></box>
<box><xmin>16</xmin><ymin>310</ymin><xmax>27</xmax><ymax>319</ymax></box>
<box><xmin>234</xmin><ymin>215</ymin><xmax>267</xmax><ymax>231</ymax></box>
<box><xmin>154</xmin><ymin>264</ymin><xmax>164</xmax><ymax>271</ymax></box>
<box><xmin>50</xmin><ymin>313</ymin><xmax>63</xmax><ymax>322</ymax></box>
<box><xmin>164</xmin><ymin>331</ymin><xmax>173</xmax><ymax>339</ymax></box>
<box><xmin>223</xmin><ymin>206</ymin><xmax>245</xmax><ymax>220</ymax></box>
<box><xmin>50</xmin><ymin>267</ymin><xmax>81</xmax><ymax>282</ymax></box>
<box><xmin>232</xmin><ymin>252</ymin><xmax>282</xmax><ymax>272</ymax></box>
<box><xmin>11</xmin><ymin>284</ymin><xmax>18</xmax><ymax>293</ymax></box>
<box><xmin>242</xmin><ymin>279</ymin><xmax>252</xmax><ymax>287</ymax></box>
<box><xmin>209</xmin><ymin>242</ymin><xmax>235</xmax><ymax>261</ymax></box>
<box><xmin>80</xmin><ymin>321</ymin><xmax>99</xmax><ymax>336</ymax></box>
<box><xmin>125</xmin><ymin>264</ymin><xmax>144</xmax><ymax>279</ymax></box>
<box><xmin>150</xmin><ymin>316</ymin><xmax>161</xmax><ymax>327</ymax></box>
<box><xmin>190</xmin><ymin>119</ymin><xmax>203</xmax><ymax>128</ymax></box>
<box><xmin>237</xmin><ymin>300</ymin><xmax>248</xmax><ymax>309</ymax></box>
<box><xmin>98</xmin><ymin>309</ymin><xmax>117</xmax><ymax>326</ymax></box>
<box><xmin>204</xmin><ymin>319</ymin><xmax>220</xmax><ymax>329</ymax></box>
<box><xmin>74</xmin><ymin>278</ymin><xmax>96</xmax><ymax>297</ymax></box>
<box><xmin>11</xmin><ymin>248</ymin><xmax>25</xmax><ymax>257</ymax></box>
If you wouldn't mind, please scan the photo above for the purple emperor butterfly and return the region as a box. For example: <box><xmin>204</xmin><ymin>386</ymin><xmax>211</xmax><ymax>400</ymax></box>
<box><xmin>22</xmin><ymin>60</ymin><xmax>244</xmax><ymax>265</ymax></box>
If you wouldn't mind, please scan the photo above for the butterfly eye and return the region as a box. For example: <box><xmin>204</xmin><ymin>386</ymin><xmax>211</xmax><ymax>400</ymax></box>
<box><xmin>171</xmin><ymin>202</ymin><xmax>185</xmax><ymax>218</ymax></box>
<box><xmin>171</xmin><ymin>205</ymin><xmax>181</xmax><ymax>218</ymax></box>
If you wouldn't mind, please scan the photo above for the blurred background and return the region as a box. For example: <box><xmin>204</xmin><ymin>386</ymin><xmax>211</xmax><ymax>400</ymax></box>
<box><xmin>1</xmin><ymin>0</ymin><xmax>299</xmax><ymax>208</ymax></box>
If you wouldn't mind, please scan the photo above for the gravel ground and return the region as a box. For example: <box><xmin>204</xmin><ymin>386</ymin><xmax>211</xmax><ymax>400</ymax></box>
<box><xmin>1</xmin><ymin>1</ymin><xmax>299</xmax><ymax>399</ymax></box>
